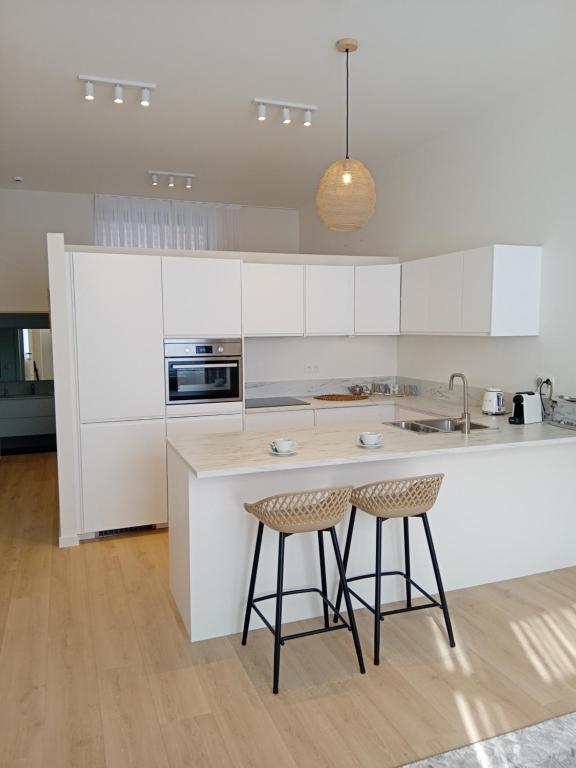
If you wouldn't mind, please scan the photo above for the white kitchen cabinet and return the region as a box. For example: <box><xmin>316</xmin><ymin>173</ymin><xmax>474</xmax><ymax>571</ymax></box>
<box><xmin>162</xmin><ymin>256</ymin><xmax>242</xmax><ymax>337</ymax></box>
<box><xmin>242</xmin><ymin>263</ymin><xmax>304</xmax><ymax>336</ymax></box>
<box><xmin>400</xmin><ymin>245</ymin><xmax>542</xmax><ymax>336</ymax></box>
<box><xmin>315</xmin><ymin>403</ymin><xmax>395</xmax><ymax>426</ymax></box>
<box><xmin>244</xmin><ymin>409</ymin><xmax>315</xmax><ymax>432</ymax></box>
<box><xmin>80</xmin><ymin>419</ymin><xmax>167</xmax><ymax>533</ymax></box>
<box><xmin>354</xmin><ymin>264</ymin><xmax>401</xmax><ymax>334</ymax></box>
<box><xmin>305</xmin><ymin>266</ymin><xmax>355</xmax><ymax>335</ymax></box>
<box><xmin>166</xmin><ymin>414</ymin><xmax>243</xmax><ymax>441</ymax></box>
<box><xmin>73</xmin><ymin>252</ymin><xmax>164</xmax><ymax>422</ymax></box>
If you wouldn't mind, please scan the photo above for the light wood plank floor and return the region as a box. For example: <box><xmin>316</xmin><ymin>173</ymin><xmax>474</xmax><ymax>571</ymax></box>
<box><xmin>1</xmin><ymin>453</ymin><xmax>576</xmax><ymax>767</ymax></box>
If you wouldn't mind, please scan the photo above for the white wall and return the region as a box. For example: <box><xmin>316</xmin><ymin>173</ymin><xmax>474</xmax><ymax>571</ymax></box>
<box><xmin>300</xmin><ymin>86</ymin><xmax>576</xmax><ymax>395</ymax></box>
<box><xmin>244</xmin><ymin>336</ymin><xmax>397</xmax><ymax>383</ymax></box>
<box><xmin>0</xmin><ymin>189</ymin><xmax>299</xmax><ymax>312</ymax></box>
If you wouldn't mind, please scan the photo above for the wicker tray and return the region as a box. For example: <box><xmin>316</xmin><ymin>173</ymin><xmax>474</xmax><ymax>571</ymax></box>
<box><xmin>313</xmin><ymin>394</ymin><xmax>370</xmax><ymax>402</ymax></box>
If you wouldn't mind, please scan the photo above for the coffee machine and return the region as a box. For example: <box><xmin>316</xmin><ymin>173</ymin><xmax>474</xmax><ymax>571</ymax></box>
<box><xmin>508</xmin><ymin>392</ymin><xmax>542</xmax><ymax>425</ymax></box>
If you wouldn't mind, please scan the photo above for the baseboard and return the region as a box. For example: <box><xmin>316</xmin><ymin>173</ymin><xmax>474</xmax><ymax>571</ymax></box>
<box><xmin>59</xmin><ymin>533</ymin><xmax>80</xmax><ymax>548</ymax></box>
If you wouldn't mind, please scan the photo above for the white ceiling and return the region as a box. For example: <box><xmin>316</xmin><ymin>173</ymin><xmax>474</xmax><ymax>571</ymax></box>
<box><xmin>2</xmin><ymin>0</ymin><xmax>576</xmax><ymax>207</ymax></box>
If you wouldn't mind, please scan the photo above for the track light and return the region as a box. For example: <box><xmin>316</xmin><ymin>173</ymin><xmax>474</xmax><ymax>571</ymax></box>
<box><xmin>303</xmin><ymin>109</ymin><xmax>312</xmax><ymax>127</ymax></box>
<box><xmin>140</xmin><ymin>87</ymin><xmax>151</xmax><ymax>107</ymax></box>
<box><xmin>151</xmin><ymin>174</ymin><xmax>159</xmax><ymax>186</ymax></box>
<box><xmin>185</xmin><ymin>177</ymin><xmax>193</xmax><ymax>189</ymax></box>
<box><xmin>148</xmin><ymin>170</ymin><xmax>197</xmax><ymax>187</ymax></box>
<box><xmin>84</xmin><ymin>81</ymin><xmax>95</xmax><ymax>101</ymax></box>
<box><xmin>252</xmin><ymin>98</ymin><xmax>317</xmax><ymax>127</ymax></box>
<box><xmin>257</xmin><ymin>103</ymin><xmax>267</xmax><ymax>121</ymax></box>
<box><xmin>114</xmin><ymin>85</ymin><xmax>124</xmax><ymax>104</ymax></box>
<box><xmin>168</xmin><ymin>176</ymin><xmax>175</xmax><ymax>188</ymax></box>
<box><xmin>282</xmin><ymin>107</ymin><xmax>291</xmax><ymax>125</ymax></box>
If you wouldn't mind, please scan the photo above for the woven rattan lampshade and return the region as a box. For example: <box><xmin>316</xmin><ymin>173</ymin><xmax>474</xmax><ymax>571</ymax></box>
<box><xmin>316</xmin><ymin>158</ymin><xmax>376</xmax><ymax>231</ymax></box>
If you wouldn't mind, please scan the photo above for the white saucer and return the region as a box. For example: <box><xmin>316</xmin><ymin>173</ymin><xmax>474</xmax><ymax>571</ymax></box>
<box><xmin>357</xmin><ymin>441</ymin><xmax>383</xmax><ymax>450</ymax></box>
<box><xmin>269</xmin><ymin>448</ymin><xmax>297</xmax><ymax>457</ymax></box>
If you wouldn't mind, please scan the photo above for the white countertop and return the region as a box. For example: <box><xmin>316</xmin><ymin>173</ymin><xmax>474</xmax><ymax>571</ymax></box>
<box><xmin>168</xmin><ymin>396</ymin><xmax>576</xmax><ymax>478</ymax></box>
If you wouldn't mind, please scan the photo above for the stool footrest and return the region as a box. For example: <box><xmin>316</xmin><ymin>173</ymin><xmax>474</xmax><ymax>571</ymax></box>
<box><xmin>342</xmin><ymin>569</ymin><xmax>441</xmax><ymax>619</ymax></box>
<box><xmin>251</xmin><ymin>587</ymin><xmax>352</xmax><ymax>642</ymax></box>
<box><xmin>347</xmin><ymin>569</ymin><xmax>440</xmax><ymax>607</ymax></box>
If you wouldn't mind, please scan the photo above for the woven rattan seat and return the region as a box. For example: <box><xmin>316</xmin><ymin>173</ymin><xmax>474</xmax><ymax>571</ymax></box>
<box><xmin>244</xmin><ymin>485</ymin><xmax>353</xmax><ymax>533</ymax></box>
<box><xmin>350</xmin><ymin>474</ymin><xmax>444</xmax><ymax>519</ymax></box>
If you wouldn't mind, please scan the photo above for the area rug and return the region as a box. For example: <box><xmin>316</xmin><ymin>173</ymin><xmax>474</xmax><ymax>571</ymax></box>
<box><xmin>403</xmin><ymin>711</ymin><xmax>576</xmax><ymax>767</ymax></box>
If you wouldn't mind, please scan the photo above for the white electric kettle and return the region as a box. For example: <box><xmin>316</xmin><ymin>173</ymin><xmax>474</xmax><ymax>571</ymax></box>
<box><xmin>482</xmin><ymin>386</ymin><xmax>506</xmax><ymax>415</ymax></box>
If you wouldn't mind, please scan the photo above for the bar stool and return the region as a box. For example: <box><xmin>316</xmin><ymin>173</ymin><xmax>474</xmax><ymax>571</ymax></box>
<box><xmin>241</xmin><ymin>485</ymin><xmax>366</xmax><ymax>693</ymax></box>
<box><xmin>334</xmin><ymin>473</ymin><xmax>455</xmax><ymax>665</ymax></box>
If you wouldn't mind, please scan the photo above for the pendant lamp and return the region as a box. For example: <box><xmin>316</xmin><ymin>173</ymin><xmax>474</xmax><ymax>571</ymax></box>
<box><xmin>316</xmin><ymin>38</ymin><xmax>376</xmax><ymax>231</ymax></box>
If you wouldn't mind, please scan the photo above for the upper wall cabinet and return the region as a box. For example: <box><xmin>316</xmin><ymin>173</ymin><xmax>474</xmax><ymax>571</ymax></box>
<box><xmin>305</xmin><ymin>265</ymin><xmax>355</xmax><ymax>335</ymax></box>
<box><xmin>162</xmin><ymin>257</ymin><xmax>242</xmax><ymax>338</ymax></box>
<box><xmin>242</xmin><ymin>263</ymin><xmax>304</xmax><ymax>336</ymax></box>
<box><xmin>400</xmin><ymin>245</ymin><xmax>542</xmax><ymax>336</ymax></box>
<box><xmin>73</xmin><ymin>252</ymin><xmax>165</xmax><ymax>422</ymax></box>
<box><xmin>354</xmin><ymin>264</ymin><xmax>401</xmax><ymax>334</ymax></box>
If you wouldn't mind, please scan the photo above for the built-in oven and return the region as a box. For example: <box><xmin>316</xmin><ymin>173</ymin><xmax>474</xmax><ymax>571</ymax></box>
<box><xmin>164</xmin><ymin>339</ymin><xmax>242</xmax><ymax>406</ymax></box>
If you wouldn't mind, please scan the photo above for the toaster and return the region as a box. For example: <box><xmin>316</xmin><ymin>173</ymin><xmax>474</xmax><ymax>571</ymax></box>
<box><xmin>508</xmin><ymin>392</ymin><xmax>542</xmax><ymax>425</ymax></box>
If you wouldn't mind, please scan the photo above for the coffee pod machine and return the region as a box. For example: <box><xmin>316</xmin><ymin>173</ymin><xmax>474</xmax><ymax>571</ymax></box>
<box><xmin>508</xmin><ymin>392</ymin><xmax>542</xmax><ymax>425</ymax></box>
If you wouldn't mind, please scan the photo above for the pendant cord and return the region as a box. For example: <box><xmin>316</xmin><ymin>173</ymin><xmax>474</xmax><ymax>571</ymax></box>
<box><xmin>345</xmin><ymin>48</ymin><xmax>350</xmax><ymax>160</ymax></box>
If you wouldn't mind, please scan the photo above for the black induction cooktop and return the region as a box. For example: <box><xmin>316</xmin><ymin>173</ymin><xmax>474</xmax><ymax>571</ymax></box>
<box><xmin>245</xmin><ymin>397</ymin><xmax>309</xmax><ymax>408</ymax></box>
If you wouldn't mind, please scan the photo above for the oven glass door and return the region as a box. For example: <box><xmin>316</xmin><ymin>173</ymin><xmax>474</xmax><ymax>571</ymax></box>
<box><xmin>166</xmin><ymin>358</ymin><xmax>241</xmax><ymax>403</ymax></box>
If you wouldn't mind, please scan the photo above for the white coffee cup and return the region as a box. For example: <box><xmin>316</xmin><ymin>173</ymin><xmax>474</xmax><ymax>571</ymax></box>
<box><xmin>271</xmin><ymin>438</ymin><xmax>294</xmax><ymax>453</ymax></box>
<box><xmin>359</xmin><ymin>431</ymin><xmax>382</xmax><ymax>446</ymax></box>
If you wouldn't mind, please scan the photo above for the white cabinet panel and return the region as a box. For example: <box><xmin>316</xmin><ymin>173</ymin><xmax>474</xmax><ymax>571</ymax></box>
<box><xmin>242</xmin><ymin>263</ymin><xmax>304</xmax><ymax>336</ymax></box>
<box><xmin>74</xmin><ymin>252</ymin><xmax>164</xmax><ymax>422</ymax></box>
<box><xmin>305</xmin><ymin>266</ymin><xmax>355</xmax><ymax>335</ymax></box>
<box><xmin>354</xmin><ymin>264</ymin><xmax>401</xmax><ymax>334</ymax></box>
<box><xmin>427</xmin><ymin>252</ymin><xmax>463</xmax><ymax>333</ymax></box>
<box><xmin>166</xmin><ymin>414</ymin><xmax>243</xmax><ymax>441</ymax></box>
<box><xmin>244</xmin><ymin>409</ymin><xmax>315</xmax><ymax>432</ymax></box>
<box><xmin>491</xmin><ymin>245</ymin><xmax>542</xmax><ymax>336</ymax></box>
<box><xmin>315</xmin><ymin>404</ymin><xmax>395</xmax><ymax>426</ymax></box>
<box><xmin>462</xmin><ymin>247</ymin><xmax>493</xmax><ymax>334</ymax></box>
<box><xmin>80</xmin><ymin>419</ymin><xmax>167</xmax><ymax>533</ymax></box>
<box><xmin>162</xmin><ymin>257</ymin><xmax>241</xmax><ymax>337</ymax></box>
<box><xmin>400</xmin><ymin>259</ymin><xmax>430</xmax><ymax>333</ymax></box>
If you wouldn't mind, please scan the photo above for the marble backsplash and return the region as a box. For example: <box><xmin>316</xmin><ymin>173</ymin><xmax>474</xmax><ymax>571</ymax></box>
<box><xmin>245</xmin><ymin>376</ymin><xmax>396</xmax><ymax>398</ymax></box>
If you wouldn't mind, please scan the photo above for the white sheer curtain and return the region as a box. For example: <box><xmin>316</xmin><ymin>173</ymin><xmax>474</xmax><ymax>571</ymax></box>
<box><xmin>95</xmin><ymin>194</ymin><xmax>241</xmax><ymax>251</ymax></box>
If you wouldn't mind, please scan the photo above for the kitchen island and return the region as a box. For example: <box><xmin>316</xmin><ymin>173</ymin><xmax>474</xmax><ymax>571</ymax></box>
<box><xmin>168</xmin><ymin>401</ymin><xmax>576</xmax><ymax>642</ymax></box>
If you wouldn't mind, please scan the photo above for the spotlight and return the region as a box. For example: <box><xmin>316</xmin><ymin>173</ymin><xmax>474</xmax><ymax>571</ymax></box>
<box><xmin>114</xmin><ymin>85</ymin><xmax>124</xmax><ymax>104</ymax></box>
<box><xmin>168</xmin><ymin>175</ymin><xmax>175</xmax><ymax>188</ymax></box>
<box><xmin>282</xmin><ymin>107</ymin><xmax>291</xmax><ymax>125</ymax></box>
<box><xmin>84</xmin><ymin>81</ymin><xmax>95</xmax><ymax>101</ymax></box>
<box><xmin>303</xmin><ymin>109</ymin><xmax>312</xmax><ymax>127</ymax></box>
<box><xmin>140</xmin><ymin>87</ymin><xmax>151</xmax><ymax>107</ymax></box>
<box><xmin>257</xmin><ymin>103</ymin><xmax>267</xmax><ymax>121</ymax></box>
<box><xmin>151</xmin><ymin>174</ymin><xmax>159</xmax><ymax>186</ymax></box>
<box><xmin>185</xmin><ymin>177</ymin><xmax>193</xmax><ymax>189</ymax></box>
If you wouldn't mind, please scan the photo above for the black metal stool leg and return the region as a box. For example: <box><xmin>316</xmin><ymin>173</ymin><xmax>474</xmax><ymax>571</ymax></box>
<box><xmin>317</xmin><ymin>531</ymin><xmax>329</xmax><ymax>628</ymax></box>
<box><xmin>403</xmin><ymin>517</ymin><xmax>412</xmax><ymax>609</ymax></box>
<box><xmin>273</xmin><ymin>532</ymin><xmax>286</xmax><ymax>694</ymax></box>
<box><xmin>374</xmin><ymin>516</ymin><xmax>383</xmax><ymax>665</ymax></box>
<box><xmin>421</xmin><ymin>513</ymin><xmax>456</xmax><ymax>648</ymax></box>
<box><xmin>241</xmin><ymin>522</ymin><xmax>264</xmax><ymax>645</ymax></box>
<box><xmin>329</xmin><ymin>527</ymin><xmax>365</xmax><ymax>675</ymax></box>
<box><xmin>333</xmin><ymin>505</ymin><xmax>357</xmax><ymax>621</ymax></box>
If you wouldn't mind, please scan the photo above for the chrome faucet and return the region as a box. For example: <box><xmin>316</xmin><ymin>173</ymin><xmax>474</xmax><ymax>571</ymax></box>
<box><xmin>449</xmin><ymin>372</ymin><xmax>471</xmax><ymax>435</ymax></box>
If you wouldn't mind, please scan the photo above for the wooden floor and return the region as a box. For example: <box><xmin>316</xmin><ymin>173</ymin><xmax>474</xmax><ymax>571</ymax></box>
<box><xmin>2</xmin><ymin>453</ymin><xmax>576</xmax><ymax>768</ymax></box>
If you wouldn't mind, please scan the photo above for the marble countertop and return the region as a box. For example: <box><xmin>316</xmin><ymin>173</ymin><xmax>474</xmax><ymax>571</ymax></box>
<box><xmin>168</xmin><ymin>396</ymin><xmax>576</xmax><ymax>478</ymax></box>
<box><xmin>244</xmin><ymin>393</ymin><xmax>400</xmax><ymax>412</ymax></box>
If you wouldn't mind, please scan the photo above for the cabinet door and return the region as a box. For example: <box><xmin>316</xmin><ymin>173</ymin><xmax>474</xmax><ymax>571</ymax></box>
<box><xmin>400</xmin><ymin>259</ymin><xmax>430</xmax><ymax>333</ymax></box>
<box><xmin>166</xmin><ymin>414</ymin><xmax>243</xmax><ymax>441</ymax></box>
<box><xmin>305</xmin><ymin>266</ymin><xmax>355</xmax><ymax>335</ymax></box>
<box><xmin>244</xmin><ymin>409</ymin><xmax>315</xmax><ymax>432</ymax></box>
<box><xmin>315</xmin><ymin>404</ymin><xmax>395</xmax><ymax>426</ymax></box>
<box><xmin>242</xmin><ymin>263</ymin><xmax>304</xmax><ymax>336</ymax></box>
<box><xmin>427</xmin><ymin>252</ymin><xmax>463</xmax><ymax>333</ymax></box>
<box><xmin>462</xmin><ymin>247</ymin><xmax>493</xmax><ymax>334</ymax></box>
<box><xmin>162</xmin><ymin>257</ymin><xmax>241</xmax><ymax>337</ymax></box>
<box><xmin>355</xmin><ymin>264</ymin><xmax>401</xmax><ymax>334</ymax></box>
<box><xmin>74</xmin><ymin>252</ymin><xmax>164</xmax><ymax>422</ymax></box>
<box><xmin>490</xmin><ymin>245</ymin><xmax>542</xmax><ymax>336</ymax></box>
<box><xmin>80</xmin><ymin>419</ymin><xmax>167</xmax><ymax>533</ymax></box>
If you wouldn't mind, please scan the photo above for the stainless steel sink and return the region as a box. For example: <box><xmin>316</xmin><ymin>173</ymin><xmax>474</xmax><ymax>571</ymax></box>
<box><xmin>417</xmin><ymin>418</ymin><xmax>490</xmax><ymax>432</ymax></box>
<box><xmin>389</xmin><ymin>418</ymin><xmax>490</xmax><ymax>433</ymax></box>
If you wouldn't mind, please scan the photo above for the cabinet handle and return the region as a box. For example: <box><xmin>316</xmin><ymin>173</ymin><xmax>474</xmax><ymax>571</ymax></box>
<box><xmin>172</xmin><ymin>363</ymin><xmax>238</xmax><ymax>370</ymax></box>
